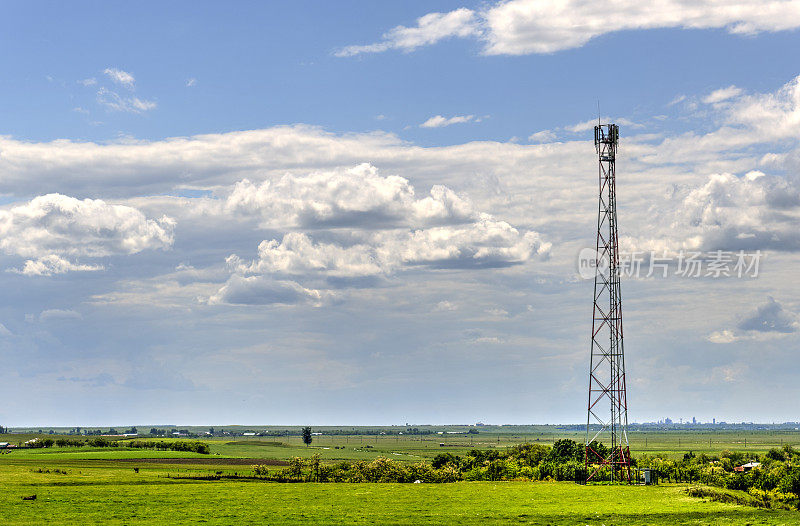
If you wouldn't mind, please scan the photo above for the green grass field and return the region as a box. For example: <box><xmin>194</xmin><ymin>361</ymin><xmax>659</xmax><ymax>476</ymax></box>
<box><xmin>3</xmin><ymin>470</ymin><xmax>798</xmax><ymax>525</ymax></box>
<box><xmin>3</xmin><ymin>429</ymin><xmax>800</xmax><ymax>524</ymax></box>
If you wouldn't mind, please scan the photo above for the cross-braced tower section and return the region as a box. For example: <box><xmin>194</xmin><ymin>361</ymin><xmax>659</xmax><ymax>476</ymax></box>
<box><xmin>585</xmin><ymin>123</ymin><xmax>631</xmax><ymax>483</ymax></box>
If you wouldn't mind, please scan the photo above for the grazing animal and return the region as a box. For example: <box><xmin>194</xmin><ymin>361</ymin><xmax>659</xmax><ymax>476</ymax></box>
<box><xmin>133</xmin><ymin>467</ymin><xmax>139</xmax><ymax>473</ymax></box>
<box><xmin>22</xmin><ymin>494</ymin><xmax>37</xmax><ymax>500</ymax></box>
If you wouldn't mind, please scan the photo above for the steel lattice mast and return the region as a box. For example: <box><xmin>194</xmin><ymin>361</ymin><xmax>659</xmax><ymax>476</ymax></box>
<box><xmin>585</xmin><ymin>123</ymin><xmax>631</xmax><ymax>483</ymax></box>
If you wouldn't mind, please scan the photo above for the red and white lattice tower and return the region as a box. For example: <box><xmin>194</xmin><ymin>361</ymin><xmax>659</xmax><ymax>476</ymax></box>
<box><xmin>585</xmin><ymin>123</ymin><xmax>631</xmax><ymax>483</ymax></box>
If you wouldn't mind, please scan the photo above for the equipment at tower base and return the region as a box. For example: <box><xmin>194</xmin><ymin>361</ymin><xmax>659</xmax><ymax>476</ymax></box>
<box><xmin>584</xmin><ymin>123</ymin><xmax>632</xmax><ymax>484</ymax></box>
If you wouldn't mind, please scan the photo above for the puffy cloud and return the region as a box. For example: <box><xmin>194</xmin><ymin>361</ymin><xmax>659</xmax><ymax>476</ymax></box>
<box><xmin>224</xmin><ymin>164</ymin><xmax>475</xmax><ymax>228</ymax></box>
<box><xmin>708</xmin><ymin>297</ymin><xmax>799</xmax><ymax>343</ymax></box>
<box><xmin>0</xmin><ymin>194</ymin><xmax>175</xmax><ymax>275</ymax></box>
<box><xmin>737</xmin><ymin>296</ymin><xmax>800</xmax><ymax>333</ymax></box>
<box><xmin>626</xmin><ymin>171</ymin><xmax>800</xmax><ymax>253</ymax></box>
<box><xmin>725</xmin><ymin>75</ymin><xmax>800</xmax><ymax>141</ymax></box>
<box><xmin>420</xmin><ymin>114</ymin><xmax>475</xmax><ymax>128</ymax></box>
<box><xmin>12</xmin><ymin>255</ymin><xmax>104</xmax><ymax>277</ymax></box>
<box><xmin>528</xmin><ymin>130</ymin><xmax>556</xmax><ymax>143</ymax></box>
<box><xmin>335</xmin><ymin>8</ymin><xmax>479</xmax><ymax>57</ymax></box>
<box><xmin>338</xmin><ymin>1</ymin><xmax>800</xmax><ymax>57</ymax></box>
<box><xmin>229</xmin><ymin>215</ymin><xmax>550</xmax><ymax>279</ymax></box>
<box><xmin>103</xmin><ymin>67</ymin><xmax>135</xmax><ymax>88</ymax></box>
<box><xmin>230</xmin><ymin>233</ymin><xmax>381</xmax><ymax>278</ymax></box>
<box><xmin>0</xmin><ymin>77</ymin><xmax>798</xmax><ymax>278</ymax></box>
<box><xmin>208</xmin><ymin>275</ymin><xmax>325</xmax><ymax>306</ymax></box>
<box><xmin>375</xmin><ymin>215</ymin><xmax>550</xmax><ymax>269</ymax></box>
<box><xmin>482</xmin><ymin>0</ymin><xmax>800</xmax><ymax>55</ymax></box>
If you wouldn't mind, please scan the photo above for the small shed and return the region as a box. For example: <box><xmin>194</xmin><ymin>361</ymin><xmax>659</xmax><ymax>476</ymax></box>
<box><xmin>734</xmin><ymin>462</ymin><xmax>761</xmax><ymax>472</ymax></box>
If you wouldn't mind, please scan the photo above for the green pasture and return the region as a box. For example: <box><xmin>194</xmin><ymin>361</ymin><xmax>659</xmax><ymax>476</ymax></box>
<box><xmin>2</xmin><ymin>460</ymin><xmax>798</xmax><ymax>526</ymax></box>
<box><xmin>3</xmin><ymin>429</ymin><xmax>800</xmax><ymax>525</ymax></box>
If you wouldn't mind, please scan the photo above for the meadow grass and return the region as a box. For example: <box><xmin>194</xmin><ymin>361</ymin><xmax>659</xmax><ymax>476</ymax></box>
<box><xmin>2</xmin><ymin>462</ymin><xmax>798</xmax><ymax>526</ymax></box>
<box><xmin>3</xmin><ymin>430</ymin><xmax>800</xmax><ymax>524</ymax></box>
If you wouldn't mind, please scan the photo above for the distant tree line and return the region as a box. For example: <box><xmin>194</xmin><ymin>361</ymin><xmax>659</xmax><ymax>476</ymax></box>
<box><xmin>50</xmin><ymin>437</ymin><xmax>210</xmax><ymax>454</ymax></box>
<box><xmin>249</xmin><ymin>440</ymin><xmax>586</xmax><ymax>484</ymax></box>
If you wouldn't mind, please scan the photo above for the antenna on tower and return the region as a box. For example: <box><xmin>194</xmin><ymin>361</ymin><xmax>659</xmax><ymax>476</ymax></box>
<box><xmin>584</xmin><ymin>122</ymin><xmax>631</xmax><ymax>484</ymax></box>
<box><xmin>597</xmin><ymin>101</ymin><xmax>601</xmax><ymax>127</ymax></box>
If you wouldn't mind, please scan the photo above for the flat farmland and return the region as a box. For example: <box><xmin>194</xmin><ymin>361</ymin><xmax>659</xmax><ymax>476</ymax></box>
<box><xmin>197</xmin><ymin>428</ymin><xmax>800</xmax><ymax>462</ymax></box>
<box><xmin>3</xmin><ymin>428</ymin><xmax>800</xmax><ymax>525</ymax></box>
<box><xmin>2</xmin><ymin>462</ymin><xmax>798</xmax><ymax>526</ymax></box>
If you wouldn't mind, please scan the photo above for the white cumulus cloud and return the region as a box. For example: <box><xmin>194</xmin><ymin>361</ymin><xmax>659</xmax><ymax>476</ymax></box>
<box><xmin>228</xmin><ymin>215</ymin><xmax>550</xmax><ymax>280</ymax></box>
<box><xmin>208</xmin><ymin>275</ymin><xmax>325</xmax><ymax>306</ymax></box>
<box><xmin>0</xmin><ymin>194</ymin><xmax>175</xmax><ymax>275</ymax></box>
<box><xmin>224</xmin><ymin>164</ymin><xmax>475</xmax><ymax>229</ymax></box>
<box><xmin>13</xmin><ymin>255</ymin><xmax>105</xmax><ymax>277</ymax></box>
<box><xmin>626</xmin><ymin>171</ymin><xmax>800</xmax><ymax>254</ymax></box>
<box><xmin>708</xmin><ymin>297</ymin><xmax>800</xmax><ymax>343</ymax></box>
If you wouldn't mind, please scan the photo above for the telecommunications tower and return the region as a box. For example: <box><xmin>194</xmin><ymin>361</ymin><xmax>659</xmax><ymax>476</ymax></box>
<box><xmin>584</xmin><ymin>123</ymin><xmax>631</xmax><ymax>483</ymax></box>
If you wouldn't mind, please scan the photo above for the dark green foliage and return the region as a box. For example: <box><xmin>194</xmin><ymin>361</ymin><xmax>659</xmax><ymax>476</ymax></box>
<box><xmin>57</xmin><ymin>437</ymin><xmax>209</xmax><ymax>454</ymax></box>
<box><xmin>431</xmin><ymin>453</ymin><xmax>459</xmax><ymax>469</ymax></box>
<box><xmin>301</xmin><ymin>427</ymin><xmax>312</xmax><ymax>447</ymax></box>
<box><xmin>55</xmin><ymin>438</ymin><xmax>84</xmax><ymax>447</ymax></box>
<box><xmin>549</xmin><ymin>439</ymin><xmax>583</xmax><ymax>463</ymax></box>
<box><xmin>125</xmin><ymin>440</ymin><xmax>210</xmax><ymax>454</ymax></box>
<box><xmin>87</xmin><ymin>437</ymin><xmax>119</xmax><ymax>447</ymax></box>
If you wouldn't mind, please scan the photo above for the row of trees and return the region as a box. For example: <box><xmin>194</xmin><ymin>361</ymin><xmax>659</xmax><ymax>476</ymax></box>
<box><xmin>251</xmin><ymin>440</ymin><xmax>589</xmax><ymax>483</ymax></box>
<box><xmin>48</xmin><ymin>437</ymin><xmax>210</xmax><ymax>454</ymax></box>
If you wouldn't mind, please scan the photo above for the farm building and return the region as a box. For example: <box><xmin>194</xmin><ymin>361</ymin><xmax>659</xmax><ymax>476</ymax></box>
<box><xmin>734</xmin><ymin>462</ymin><xmax>761</xmax><ymax>472</ymax></box>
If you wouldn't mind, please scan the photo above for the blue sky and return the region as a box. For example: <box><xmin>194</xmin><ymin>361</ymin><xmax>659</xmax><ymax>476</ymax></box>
<box><xmin>1</xmin><ymin>1</ymin><xmax>800</xmax><ymax>426</ymax></box>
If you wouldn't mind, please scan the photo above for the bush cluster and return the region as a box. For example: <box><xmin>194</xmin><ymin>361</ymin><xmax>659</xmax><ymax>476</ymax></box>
<box><xmin>251</xmin><ymin>440</ymin><xmax>591</xmax><ymax>484</ymax></box>
<box><xmin>640</xmin><ymin>445</ymin><xmax>800</xmax><ymax>510</ymax></box>
<box><xmin>54</xmin><ymin>437</ymin><xmax>210</xmax><ymax>454</ymax></box>
<box><xmin>124</xmin><ymin>440</ymin><xmax>211</xmax><ymax>454</ymax></box>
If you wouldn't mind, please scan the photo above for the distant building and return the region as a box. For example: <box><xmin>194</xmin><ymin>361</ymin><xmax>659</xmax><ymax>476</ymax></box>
<box><xmin>734</xmin><ymin>462</ymin><xmax>761</xmax><ymax>472</ymax></box>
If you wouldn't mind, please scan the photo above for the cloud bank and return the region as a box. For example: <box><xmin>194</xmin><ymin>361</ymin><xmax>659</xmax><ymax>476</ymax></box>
<box><xmin>337</xmin><ymin>1</ymin><xmax>800</xmax><ymax>56</ymax></box>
